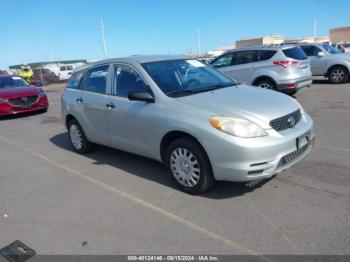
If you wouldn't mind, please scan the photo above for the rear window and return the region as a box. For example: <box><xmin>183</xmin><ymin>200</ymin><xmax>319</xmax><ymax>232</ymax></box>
<box><xmin>67</xmin><ymin>70</ymin><xmax>85</xmax><ymax>89</ymax></box>
<box><xmin>283</xmin><ymin>47</ymin><xmax>308</xmax><ymax>60</ymax></box>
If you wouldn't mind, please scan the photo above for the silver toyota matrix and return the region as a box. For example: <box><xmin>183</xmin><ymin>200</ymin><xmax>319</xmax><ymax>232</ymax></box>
<box><xmin>61</xmin><ymin>56</ymin><xmax>314</xmax><ymax>193</ymax></box>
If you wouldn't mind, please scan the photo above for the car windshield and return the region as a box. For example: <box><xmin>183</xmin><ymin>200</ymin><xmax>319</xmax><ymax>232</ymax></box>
<box><xmin>142</xmin><ymin>59</ymin><xmax>237</xmax><ymax>97</ymax></box>
<box><xmin>322</xmin><ymin>44</ymin><xmax>340</xmax><ymax>54</ymax></box>
<box><xmin>0</xmin><ymin>76</ymin><xmax>29</xmax><ymax>88</ymax></box>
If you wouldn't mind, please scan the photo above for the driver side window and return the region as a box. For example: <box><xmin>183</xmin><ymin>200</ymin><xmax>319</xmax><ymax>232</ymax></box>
<box><xmin>113</xmin><ymin>65</ymin><xmax>148</xmax><ymax>98</ymax></box>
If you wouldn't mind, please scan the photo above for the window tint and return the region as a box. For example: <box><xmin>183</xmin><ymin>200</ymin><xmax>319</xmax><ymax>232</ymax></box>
<box><xmin>258</xmin><ymin>50</ymin><xmax>277</xmax><ymax>61</ymax></box>
<box><xmin>113</xmin><ymin>65</ymin><xmax>148</xmax><ymax>98</ymax></box>
<box><xmin>282</xmin><ymin>47</ymin><xmax>308</xmax><ymax>60</ymax></box>
<box><xmin>211</xmin><ymin>53</ymin><xmax>233</xmax><ymax>68</ymax></box>
<box><xmin>232</xmin><ymin>51</ymin><xmax>258</xmax><ymax>65</ymax></box>
<box><xmin>60</xmin><ymin>66</ymin><xmax>67</xmax><ymax>71</ymax></box>
<box><xmin>67</xmin><ymin>70</ymin><xmax>85</xmax><ymax>89</ymax></box>
<box><xmin>300</xmin><ymin>45</ymin><xmax>321</xmax><ymax>56</ymax></box>
<box><xmin>82</xmin><ymin>65</ymin><xmax>109</xmax><ymax>94</ymax></box>
<box><xmin>67</xmin><ymin>65</ymin><xmax>73</xmax><ymax>70</ymax></box>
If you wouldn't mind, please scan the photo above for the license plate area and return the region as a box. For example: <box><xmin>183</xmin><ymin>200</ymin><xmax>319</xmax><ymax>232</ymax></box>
<box><xmin>297</xmin><ymin>131</ymin><xmax>310</xmax><ymax>149</ymax></box>
<box><xmin>20</xmin><ymin>104</ymin><xmax>31</xmax><ymax>109</ymax></box>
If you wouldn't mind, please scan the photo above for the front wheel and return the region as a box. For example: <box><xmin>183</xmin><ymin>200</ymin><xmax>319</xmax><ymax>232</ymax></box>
<box><xmin>68</xmin><ymin>119</ymin><xmax>93</xmax><ymax>154</ymax></box>
<box><xmin>328</xmin><ymin>66</ymin><xmax>349</xmax><ymax>84</ymax></box>
<box><xmin>165</xmin><ymin>137</ymin><xmax>214</xmax><ymax>194</ymax></box>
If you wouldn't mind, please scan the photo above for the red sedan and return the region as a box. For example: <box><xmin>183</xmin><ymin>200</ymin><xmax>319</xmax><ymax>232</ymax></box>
<box><xmin>0</xmin><ymin>75</ymin><xmax>49</xmax><ymax>116</ymax></box>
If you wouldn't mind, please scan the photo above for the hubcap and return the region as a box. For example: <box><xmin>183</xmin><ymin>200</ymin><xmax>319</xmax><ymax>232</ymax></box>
<box><xmin>70</xmin><ymin>124</ymin><xmax>82</xmax><ymax>150</ymax></box>
<box><xmin>331</xmin><ymin>69</ymin><xmax>344</xmax><ymax>81</ymax></box>
<box><xmin>259</xmin><ymin>83</ymin><xmax>271</xmax><ymax>89</ymax></box>
<box><xmin>170</xmin><ymin>148</ymin><xmax>200</xmax><ymax>188</ymax></box>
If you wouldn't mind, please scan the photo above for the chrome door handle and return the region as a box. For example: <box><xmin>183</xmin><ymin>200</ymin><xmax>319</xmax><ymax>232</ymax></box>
<box><xmin>106</xmin><ymin>102</ymin><xmax>115</xmax><ymax>109</ymax></box>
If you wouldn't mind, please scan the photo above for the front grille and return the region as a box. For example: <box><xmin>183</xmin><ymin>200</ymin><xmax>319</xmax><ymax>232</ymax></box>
<box><xmin>277</xmin><ymin>144</ymin><xmax>309</xmax><ymax>169</ymax></box>
<box><xmin>8</xmin><ymin>95</ymin><xmax>38</xmax><ymax>106</ymax></box>
<box><xmin>270</xmin><ymin>110</ymin><xmax>301</xmax><ymax>132</ymax></box>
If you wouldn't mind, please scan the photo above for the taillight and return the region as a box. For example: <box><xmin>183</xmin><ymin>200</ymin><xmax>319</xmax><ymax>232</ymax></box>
<box><xmin>273</xmin><ymin>60</ymin><xmax>299</xmax><ymax>68</ymax></box>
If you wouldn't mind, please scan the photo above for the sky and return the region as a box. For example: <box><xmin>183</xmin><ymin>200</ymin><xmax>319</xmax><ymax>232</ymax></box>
<box><xmin>1</xmin><ymin>0</ymin><xmax>350</xmax><ymax>68</ymax></box>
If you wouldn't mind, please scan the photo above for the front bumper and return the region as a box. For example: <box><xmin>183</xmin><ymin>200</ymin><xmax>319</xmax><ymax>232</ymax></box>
<box><xmin>202</xmin><ymin>114</ymin><xmax>314</xmax><ymax>182</ymax></box>
<box><xmin>0</xmin><ymin>96</ymin><xmax>49</xmax><ymax>116</ymax></box>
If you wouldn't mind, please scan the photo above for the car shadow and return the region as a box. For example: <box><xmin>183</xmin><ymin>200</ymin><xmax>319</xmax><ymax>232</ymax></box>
<box><xmin>312</xmin><ymin>79</ymin><xmax>330</xmax><ymax>84</ymax></box>
<box><xmin>50</xmin><ymin>132</ymin><xmax>273</xmax><ymax>199</ymax></box>
<box><xmin>0</xmin><ymin>110</ymin><xmax>47</xmax><ymax>121</ymax></box>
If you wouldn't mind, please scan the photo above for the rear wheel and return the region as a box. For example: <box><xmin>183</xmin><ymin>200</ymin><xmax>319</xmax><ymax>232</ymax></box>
<box><xmin>254</xmin><ymin>79</ymin><xmax>277</xmax><ymax>90</ymax></box>
<box><xmin>68</xmin><ymin>119</ymin><xmax>93</xmax><ymax>154</ymax></box>
<box><xmin>165</xmin><ymin>137</ymin><xmax>214</xmax><ymax>194</ymax></box>
<box><xmin>328</xmin><ymin>66</ymin><xmax>349</xmax><ymax>84</ymax></box>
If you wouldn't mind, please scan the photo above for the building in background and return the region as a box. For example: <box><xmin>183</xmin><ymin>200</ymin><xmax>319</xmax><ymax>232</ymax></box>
<box><xmin>284</xmin><ymin>36</ymin><xmax>330</xmax><ymax>44</ymax></box>
<box><xmin>235</xmin><ymin>35</ymin><xmax>284</xmax><ymax>48</ymax></box>
<box><xmin>330</xmin><ymin>26</ymin><xmax>350</xmax><ymax>43</ymax></box>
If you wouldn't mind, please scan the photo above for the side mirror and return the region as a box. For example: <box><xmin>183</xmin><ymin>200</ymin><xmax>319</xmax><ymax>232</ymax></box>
<box><xmin>317</xmin><ymin>51</ymin><xmax>326</xmax><ymax>57</ymax></box>
<box><xmin>128</xmin><ymin>91</ymin><xmax>155</xmax><ymax>103</ymax></box>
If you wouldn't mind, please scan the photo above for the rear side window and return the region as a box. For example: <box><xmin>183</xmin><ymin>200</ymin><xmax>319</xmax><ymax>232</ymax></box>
<box><xmin>82</xmin><ymin>65</ymin><xmax>109</xmax><ymax>94</ymax></box>
<box><xmin>232</xmin><ymin>50</ymin><xmax>258</xmax><ymax>65</ymax></box>
<box><xmin>211</xmin><ymin>53</ymin><xmax>234</xmax><ymax>68</ymax></box>
<box><xmin>283</xmin><ymin>47</ymin><xmax>308</xmax><ymax>60</ymax></box>
<box><xmin>67</xmin><ymin>70</ymin><xmax>85</xmax><ymax>89</ymax></box>
<box><xmin>258</xmin><ymin>50</ymin><xmax>276</xmax><ymax>61</ymax></box>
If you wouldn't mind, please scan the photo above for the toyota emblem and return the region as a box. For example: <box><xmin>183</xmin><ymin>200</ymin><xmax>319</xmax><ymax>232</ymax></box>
<box><xmin>287</xmin><ymin>116</ymin><xmax>296</xmax><ymax>128</ymax></box>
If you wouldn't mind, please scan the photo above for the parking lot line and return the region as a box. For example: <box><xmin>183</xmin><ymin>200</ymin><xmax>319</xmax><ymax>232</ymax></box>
<box><xmin>0</xmin><ymin>134</ymin><xmax>268</xmax><ymax>258</ymax></box>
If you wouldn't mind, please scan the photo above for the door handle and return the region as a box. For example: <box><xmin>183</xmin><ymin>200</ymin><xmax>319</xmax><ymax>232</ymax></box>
<box><xmin>106</xmin><ymin>102</ymin><xmax>115</xmax><ymax>109</ymax></box>
<box><xmin>76</xmin><ymin>97</ymin><xmax>83</xmax><ymax>103</ymax></box>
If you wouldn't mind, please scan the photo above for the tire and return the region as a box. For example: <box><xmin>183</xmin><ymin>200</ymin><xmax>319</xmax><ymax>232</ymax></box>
<box><xmin>254</xmin><ymin>79</ymin><xmax>277</xmax><ymax>90</ymax></box>
<box><xmin>67</xmin><ymin>119</ymin><xmax>93</xmax><ymax>154</ymax></box>
<box><xmin>328</xmin><ymin>66</ymin><xmax>349</xmax><ymax>84</ymax></box>
<box><xmin>165</xmin><ymin>137</ymin><xmax>214</xmax><ymax>194</ymax></box>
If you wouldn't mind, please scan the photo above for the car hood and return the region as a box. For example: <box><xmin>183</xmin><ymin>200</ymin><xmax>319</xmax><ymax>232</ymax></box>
<box><xmin>0</xmin><ymin>86</ymin><xmax>40</xmax><ymax>99</ymax></box>
<box><xmin>177</xmin><ymin>85</ymin><xmax>300</xmax><ymax>127</ymax></box>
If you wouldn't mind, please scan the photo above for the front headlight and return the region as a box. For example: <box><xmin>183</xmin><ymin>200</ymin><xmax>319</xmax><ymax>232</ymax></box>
<box><xmin>210</xmin><ymin>117</ymin><xmax>267</xmax><ymax>138</ymax></box>
<box><xmin>0</xmin><ymin>98</ymin><xmax>8</xmax><ymax>103</ymax></box>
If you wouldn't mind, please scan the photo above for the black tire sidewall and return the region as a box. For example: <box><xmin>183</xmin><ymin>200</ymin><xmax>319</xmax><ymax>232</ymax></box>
<box><xmin>165</xmin><ymin>137</ymin><xmax>214</xmax><ymax>194</ymax></box>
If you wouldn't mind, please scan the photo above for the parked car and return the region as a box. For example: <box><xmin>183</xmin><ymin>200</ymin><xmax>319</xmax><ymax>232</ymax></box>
<box><xmin>46</xmin><ymin>64</ymin><xmax>75</xmax><ymax>81</ymax></box>
<box><xmin>61</xmin><ymin>56</ymin><xmax>314</xmax><ymax>193</ymax></box>
<box><xmin>31</xmin><ymin>68</ymin><xmax>59</xmax><ymax>86</ymax></box>
<box><xmin>332</xmin><ymin>42</ymin><xmax>350</xmax><ymax>53</ymax></box>
<box><xmin>297</xmin><ymin>43</ymin><xmax>350</xmax><ymax>84</ymax></box>
<box><xmin>0</xmin><ymin>75</ymin><xmax>49</xmax><ymax>116</ymax></box>
<box><xmin>210</xmin><ymin>45</ymin><xmax>312</xmax><ymax>95</ymax></box>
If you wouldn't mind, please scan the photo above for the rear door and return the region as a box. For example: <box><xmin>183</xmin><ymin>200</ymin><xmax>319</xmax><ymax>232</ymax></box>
<box><xmin>78</xmin><ymin>65</ymin><xmax>110</xmax><ymax>145</ymax></box>
<box><xmin>228</xmin><ymin>50</ymin><xmax>258</xmax><ymax>83</ymax></box>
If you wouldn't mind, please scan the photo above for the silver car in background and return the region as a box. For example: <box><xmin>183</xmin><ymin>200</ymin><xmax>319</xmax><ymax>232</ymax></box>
<box><xmin>298</xmin><ymin>43</ymin><xmax>350</xmax><ymax>84</ymax></box>
<box><xmin>61</xmin><ymin>56</ymin><xmax>314</xmax><ymax>193</ymax></box>
<box><xmin>211</xmin><ymin>45</ymin><xmax>312</xmax><ymax>95</ymax></box>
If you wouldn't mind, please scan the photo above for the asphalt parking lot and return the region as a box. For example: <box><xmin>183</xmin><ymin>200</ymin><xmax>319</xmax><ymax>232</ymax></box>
<box><xmin>0</xmin><ymin>79</ymin><xmax>349</xmax><ymax>255</ymax></box>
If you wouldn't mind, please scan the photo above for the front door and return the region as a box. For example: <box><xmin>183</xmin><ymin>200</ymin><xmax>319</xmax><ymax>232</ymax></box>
<box><xmin>106</xmin><ymin>64</ymin><xmax>156</xmax><ymax>157</ymax></box>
